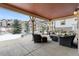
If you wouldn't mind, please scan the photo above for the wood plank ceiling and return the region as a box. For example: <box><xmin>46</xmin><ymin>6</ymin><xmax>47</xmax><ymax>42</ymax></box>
<box><xmin>0</xmin><ymin>3</ymin><xmax>79</xmax><ymax>20</ymax></box>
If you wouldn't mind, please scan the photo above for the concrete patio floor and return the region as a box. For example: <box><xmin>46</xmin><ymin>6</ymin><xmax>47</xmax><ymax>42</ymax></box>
<box><xmin>0</xmin><ymin>34</ymin><xmax>78</xmax><ymax>56</ymax></box>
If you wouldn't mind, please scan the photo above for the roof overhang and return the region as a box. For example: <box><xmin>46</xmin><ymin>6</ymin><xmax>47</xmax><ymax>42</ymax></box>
<box><xmin>0</xmin><ymin>3</ymin><xmax>79</xmax><ymax>21</ymax></box>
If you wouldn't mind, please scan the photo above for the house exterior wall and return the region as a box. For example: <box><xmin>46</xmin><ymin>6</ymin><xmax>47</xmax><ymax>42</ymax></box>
<box><xmin>54</xmin><ymin>17</ymin><xmax>77</xmax><ymax>31</ymax></box>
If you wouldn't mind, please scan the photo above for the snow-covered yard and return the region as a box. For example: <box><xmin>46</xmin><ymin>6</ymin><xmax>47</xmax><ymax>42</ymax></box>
<box><xmin>0</xmin><ymin>33</ymin><xmax>22</xmax><ymax>41</ymax></box>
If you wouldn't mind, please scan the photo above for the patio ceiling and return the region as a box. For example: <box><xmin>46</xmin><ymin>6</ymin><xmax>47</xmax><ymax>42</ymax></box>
<box><xmin>0</xmin><ymin>3</ymin><xmax>79</xmax><ymax>20</ymax></box>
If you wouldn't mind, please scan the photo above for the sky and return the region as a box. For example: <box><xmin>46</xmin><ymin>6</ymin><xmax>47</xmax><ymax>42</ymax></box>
<box><xmin>0</xmin><ymin>7</ymin><xmax>30</xmax><ymax>21</ymax></box>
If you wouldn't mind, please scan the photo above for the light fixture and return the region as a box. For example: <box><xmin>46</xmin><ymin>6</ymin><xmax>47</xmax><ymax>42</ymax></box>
<box><xmin>74</xmin><ymin>8</ymin><xmax>79</xmax><ymax>16</ymax></box>
<box><xmin>74</xmin><ymin>11</ymin><xmax>77</xmax><ymax>15</ymax></box>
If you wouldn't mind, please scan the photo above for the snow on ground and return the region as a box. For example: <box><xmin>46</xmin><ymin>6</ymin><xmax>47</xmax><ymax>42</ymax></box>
<box><xmin>0</xmin><ymin>33</ymin><xmax>22</xmax><ymax>41</ymax></box>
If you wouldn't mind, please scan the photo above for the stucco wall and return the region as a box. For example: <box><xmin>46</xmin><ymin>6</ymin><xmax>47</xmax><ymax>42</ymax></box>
<box><xmin>55</xmin><ymin>17</ymin><xmax>77</xmax><ymax>31</ymax></box>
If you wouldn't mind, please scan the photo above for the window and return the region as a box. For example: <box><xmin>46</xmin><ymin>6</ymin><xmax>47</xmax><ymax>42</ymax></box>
<box><xmin>61</xmin><ymin>20</ymin><xmax>65</xmax><ymax>25</ymax></box>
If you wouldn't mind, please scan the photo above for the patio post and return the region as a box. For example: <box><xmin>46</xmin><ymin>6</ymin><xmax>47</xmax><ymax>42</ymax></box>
<box><xmin>30</xmin><ymin>16</ymin><xmax>36</xmax><ymax>35</ymax></box>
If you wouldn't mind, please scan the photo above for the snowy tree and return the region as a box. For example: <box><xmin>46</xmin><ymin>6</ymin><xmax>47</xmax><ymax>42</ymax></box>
<box><xmin>12</xmin><ymin>20</ymin><xmax>22</xmax><ymax>34</ymax></box>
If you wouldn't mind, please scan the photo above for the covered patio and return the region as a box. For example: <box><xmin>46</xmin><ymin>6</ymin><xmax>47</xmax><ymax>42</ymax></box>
<box><xmin>0</xmin><ymin>3</ymin><xmax>79</xmax><ymax>56</ymax></box>
<box><xmin>0</xmin><ymin>34</ymin><xmax>78</xmax><ymax>56</ymax></box>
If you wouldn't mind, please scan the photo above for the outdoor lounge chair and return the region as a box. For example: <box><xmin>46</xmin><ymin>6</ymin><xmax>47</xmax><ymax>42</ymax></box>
<box><xmin>33</xmin><ymin>34</ymin><xmax>48</xmax><ymax>43</ymax></box>
<box><xmin>33</xmin><ymin>34</ymin><xmax>42</xmax><ymax>43</ymax></box>
<box><xmin>59</xmin><ymin>35</ymin><xmax>76</xmax><ymax>48</ymax></box>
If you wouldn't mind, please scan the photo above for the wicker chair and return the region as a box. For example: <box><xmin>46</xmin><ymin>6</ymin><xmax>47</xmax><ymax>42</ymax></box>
<box><xmin>33</xmin><ymin>34</ymin><xmax>47</xmax><ymax>43</ymax></box>
<box><xmin>59</xmin><ymin>35</ymin><xmax>76</xmax><ymax>47</ymax></box>
<box><xmin>49</xmin><ymin>33</ymin><xmax>58</xmax><ymax>42</ymax></box>
<box><xmin>33</xmin><ymin>34</ymin><xmax>42</xmax><ymax>43</ymax></box>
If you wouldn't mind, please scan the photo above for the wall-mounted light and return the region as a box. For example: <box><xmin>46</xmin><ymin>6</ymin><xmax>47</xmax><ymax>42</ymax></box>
<box><xmin>74</xmin><ymin>8</ymin><xmax>79</xmax><ymax>16</ymax></box>
<box><xmin>74</xmin><ymin>11</ymin><xmax>77</xmax><ymax>15</ymax></box>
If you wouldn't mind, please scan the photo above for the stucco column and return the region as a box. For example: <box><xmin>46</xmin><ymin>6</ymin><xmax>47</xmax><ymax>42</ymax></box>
<box><xmin>53</xmin><ymin>20</ymin><xmax>56</xmax><ymax>31</ymax></box>
<box><xmin>48</xmin><ymin>20</ymin><xmax>52</xmax><ymax>33</ymax></box>
<box><xmin>77</xmin><ymin>18</ymin><xmax>79</xmax><ymax>53</ymax></box>
<box><xmin>76</xmin><ymin>10</ymin><xmax>79</xmax><ymax>53</ymax></box>
<box><xmin>74</xmin><ymin>9</ymin><xmax>79</xmax><ymax>52</ymax></box>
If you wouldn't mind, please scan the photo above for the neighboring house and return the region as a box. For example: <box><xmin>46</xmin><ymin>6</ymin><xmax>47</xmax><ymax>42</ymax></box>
<box><xmin>0</xmin><ymin>19</ymin><xmax>13</xmax><ymax>33</ymax></box>
<box><xmin>0</xmin><ymin>19</ymin><xmax>13</xmax><ymax>27</ymax></box>
<box><xmin>0</xmin><ymin>19</ymin><xmax>26</xmax><ymax>33</ymax></box>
